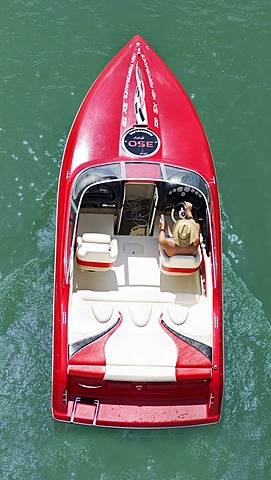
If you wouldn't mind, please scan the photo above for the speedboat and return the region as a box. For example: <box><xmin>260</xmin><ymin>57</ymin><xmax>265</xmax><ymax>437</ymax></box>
<box><xmin>52</xmin><ymin>35</ymin><xmax>223</xmax><ymax>428</ymax></box>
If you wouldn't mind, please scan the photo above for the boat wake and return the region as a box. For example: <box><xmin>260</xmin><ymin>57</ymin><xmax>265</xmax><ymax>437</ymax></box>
<box><xmin>0</xmin><ymin>257</ymin><xmax>54</xmax><ymax>479</ymax></box>
<box><xmin>221</xmin><ymin>205</ymin><xmax>243</xmax><ymax>265</ymax></box>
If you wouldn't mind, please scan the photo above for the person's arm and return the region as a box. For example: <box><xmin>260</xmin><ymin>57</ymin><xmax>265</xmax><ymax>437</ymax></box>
<box><xmin>159</xmin><ymin>218</ymin><xmax>166</xmax><ymax>246</ymax></box>
<box><xmin>190</xmin><ymin>223</ymin><xmax>200</xmax><ymax>252</ymax></box>
<box><xmin>159</xmin><ymin>217</ymin><xmax>174</xmax><ymax>249</ymax></box>
<box><xmin>184</xmin><ymin>202</ymin><xmax>201</xmax><ymax>249</ymax></box>
<box><xmin>184</xmin><ymin>201</ymin><xmax>194</xmax><ymax>219</ymax></box>
<box><xmin>193</xmin><ymin>222</ymin><xmax>200</xmax><ymax>243</ymax></box>
<box><xmin>159</xmin><ymin>217</ymin><xmax>165</xmax><ymax>232</ymax></box>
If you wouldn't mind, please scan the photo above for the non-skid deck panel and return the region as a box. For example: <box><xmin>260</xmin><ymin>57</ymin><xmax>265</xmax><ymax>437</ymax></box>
<box><xmin>74</xmin><ymin>235</ymin><xmax>202</xmax><ymax>296</ymax></box>
<box><xmin>68</xmin><ymin>400</ymin><xmax>211</xmax><ymax>427</ymax></box>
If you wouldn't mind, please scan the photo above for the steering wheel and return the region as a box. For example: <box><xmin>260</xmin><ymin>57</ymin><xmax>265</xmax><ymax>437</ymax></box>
<box><xmin>171</xmin><ymin>202</ymin><xmax>186</xmax><ymax>223</ymax></box>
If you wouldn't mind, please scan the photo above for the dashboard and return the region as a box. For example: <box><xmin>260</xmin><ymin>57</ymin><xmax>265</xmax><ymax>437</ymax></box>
<box><xmin>80</xmin><ymin>180</ymin><xmax>207</xmax><ymax>219</ymax></box>
<box><xmin>158</xmin><ymin>181</ymin><xmax>206</xmax><ymax>217</ymax></box>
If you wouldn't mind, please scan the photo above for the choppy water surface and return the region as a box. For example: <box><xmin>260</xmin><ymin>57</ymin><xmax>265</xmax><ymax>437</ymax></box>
<box><xmin>1</xmin><ymin>1</ymin><xmax>271</xmax><ymax>479</ymax></box>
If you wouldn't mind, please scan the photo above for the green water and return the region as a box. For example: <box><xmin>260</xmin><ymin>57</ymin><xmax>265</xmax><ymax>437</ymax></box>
<box><xmin>1</xmin><ymin>1</ymin><xmax>271</xmax><ymax>479</ymax></box>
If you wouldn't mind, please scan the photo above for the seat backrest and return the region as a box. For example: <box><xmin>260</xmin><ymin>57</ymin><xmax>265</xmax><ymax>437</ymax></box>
<box><xmin>76</xmin><ymin>233</ymin><xmax>118</xmax><ymax>271</ymax></box>
<box><xmin>159</xmin><ymin>246</ymin><xmax>202</xmax><ymax>276</ymax></box>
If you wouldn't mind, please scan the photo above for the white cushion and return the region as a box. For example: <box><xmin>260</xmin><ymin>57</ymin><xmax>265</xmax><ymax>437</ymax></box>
<box><xmin>76</xmin><ymin>234</ymin><xmax>118</xmax><ymax>271</ymax></box>
<box><xmin>81</xmin><ymin>233</ymin><xmax>111</xmax><ymax>244</ymax></box>
<box><xmin>167</xmin><ymin>305</ymin><xmax>189</xmax><ymax>325</ymax></box>
<box><xmin>76</xmin><ymin>289</ymin><xmax>200</xmax><ymax>305</ymax></box>
<box><xmin>129</xmin><ymin>305</ymin><xmax>152</xmax><ymax>327</ymax></box>
<box><xmin>160</xmin><ymin>247</ymin><xmax>202</xmax><ymax>275</ymax></box>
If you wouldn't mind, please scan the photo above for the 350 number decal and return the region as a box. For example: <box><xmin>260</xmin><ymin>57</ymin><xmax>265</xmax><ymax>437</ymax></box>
<box><xmin>122</xmin><ymin>128</ymin><xmax>160</xmax><ymax>157</ymax></box>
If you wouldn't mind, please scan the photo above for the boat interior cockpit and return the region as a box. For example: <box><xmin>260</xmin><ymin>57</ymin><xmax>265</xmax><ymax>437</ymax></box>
<box><xmin>65</xmin><ymin>161</ymin><xmax>214</xmax><ymax>384</ymax></box>
<box><xmin>66</xmin><ymin>161</ymin><xmax>212</xmax><ymax>291</ymax></box>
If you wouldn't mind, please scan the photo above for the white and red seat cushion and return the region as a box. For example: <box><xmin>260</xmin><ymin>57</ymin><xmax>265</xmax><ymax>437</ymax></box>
<box><xmin>76</xmin><ymin>233</ymin><xmax>118</xmax><ymax>271</ymax></box>
<box><xmin>159</xmin><ymin>246</ymin><xmax>202</xmax><ymax>276</ymax></box>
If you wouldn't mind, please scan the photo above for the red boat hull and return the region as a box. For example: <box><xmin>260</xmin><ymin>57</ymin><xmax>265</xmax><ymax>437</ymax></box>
<box><xmin>52</xmin><ymin>35</ymin><xmax>223</xmax><ymax>428</ymax></box>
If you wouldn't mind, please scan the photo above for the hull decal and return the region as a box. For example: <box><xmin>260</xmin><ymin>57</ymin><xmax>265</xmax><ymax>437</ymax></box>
<box><xmin>134</xmin><ymin>62</ymin><xmax>147</xmax><ymax>125</ymax></box>
<box><xmin>161</xmin><ymin>320</ymin><xmax>212</xmax><ymax>362</ymax></box>
<box><xmin>122</xmin><ymin>127</ymin><xmax>160</xmax><ymax>157</ymax></box>
<box><xmin>69</xmin><ymin>318</ymin><xmax>120</xmax><ymax>358</ymax></box>
<box><xmin>121</xmin><ymin>41</ymin><xmax>161</xmax><ymax>156</ymax></box>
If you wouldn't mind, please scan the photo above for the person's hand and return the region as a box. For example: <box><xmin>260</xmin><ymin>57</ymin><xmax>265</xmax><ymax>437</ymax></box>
<box><xmin>159</xmin><ymin>214</ymin><xmax>165</xmax><ymax>231</ymax></box>
<box><xmin>159</xmin><ymin>218</ymin><xmax>165</xmax><ymax>229</ymax></box>
<box><xmin>184</xmin><ymin>201</ymin><xmax>193</xmax><ymax>212</ymax></box>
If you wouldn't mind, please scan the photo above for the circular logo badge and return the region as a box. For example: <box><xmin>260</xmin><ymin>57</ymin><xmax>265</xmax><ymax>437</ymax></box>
<box><xmin>122</xmin><ymin>128</ymin><xmax>160</xmax><ymax>157</ymax></box>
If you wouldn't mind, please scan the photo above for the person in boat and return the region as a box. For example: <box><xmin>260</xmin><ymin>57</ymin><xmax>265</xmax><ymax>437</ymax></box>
<box><xmin>159</xmin><ymin>202</ymin><xmax>200</xmax><ymax>257</ymax></box>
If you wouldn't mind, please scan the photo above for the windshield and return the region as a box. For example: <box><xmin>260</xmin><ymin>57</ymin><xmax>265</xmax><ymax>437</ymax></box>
<box><xmin>72</xmin><ymin>161</ymin><xmax>210</xmax><ymax>207</ymax></box>
<box><xmin>72</xmin><ymin>163</ymin><xmax>122</xmax><ymax>207</ymax></box>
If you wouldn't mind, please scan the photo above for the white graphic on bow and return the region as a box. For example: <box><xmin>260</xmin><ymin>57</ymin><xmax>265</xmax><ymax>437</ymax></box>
<box><xmin>134</xmin><ymin>62</ymin><xmax>148</xmax><ymax>125</ymax></box>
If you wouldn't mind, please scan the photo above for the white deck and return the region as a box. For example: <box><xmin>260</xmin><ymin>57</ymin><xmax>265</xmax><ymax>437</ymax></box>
<box><xmin>69</xmin><ymin>213</ymin><xmax>213</xmax><ymax>381</ymax></box>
